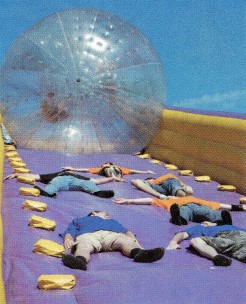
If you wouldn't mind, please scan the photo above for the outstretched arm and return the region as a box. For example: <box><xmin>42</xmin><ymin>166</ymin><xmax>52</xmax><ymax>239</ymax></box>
<box><xmin>113</xmin><ymin>197</ymin><xmax>153</xmax><ymax>205</ymax></box>
<box><xmin>131</xmin><ymin>179</ymin><xmax>165</xmax><ymax>198</ymax></box>
<box><xmin>4</xmin><ymin>173</ymin><xmax>18</xmax><ymax>180</ymax></box>
<box><xmin>62</xmin><ymin>166</ymin><xmax>89</xmax><ymax>172</ymax></box>
<box><xmin>166</xmin><ymin>232</ymin><xmax>189</xmax><ymax>250</ymax></box>
<box><xmin>4</xmin><ymin>172</ymin><xmax>40</xmax><ymax>181</ymax></box>
<box><xmin>130</xmin><ymin>169</ymin><xmax>155</xmax><ymax>174</ymax></box>
<box><xmin>92</xmin><ymin>176</ymin><xmax>126</xmax><ymax>185</ymax></box>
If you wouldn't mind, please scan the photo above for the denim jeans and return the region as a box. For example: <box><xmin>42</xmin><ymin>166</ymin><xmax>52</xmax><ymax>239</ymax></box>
<box><xmin>148</xmin><ymin>178</ymin><xmax>183</xmax><ymax>196</ymax></box>
<box><xmin>180</xmin><ymin>203</ymin><xmax>222</xmax><ymax>223</ymax></box>
<box><xmin>44</xmin><ymin>176</ymin><xmax>100</xmax><ymax>195</ymax></box>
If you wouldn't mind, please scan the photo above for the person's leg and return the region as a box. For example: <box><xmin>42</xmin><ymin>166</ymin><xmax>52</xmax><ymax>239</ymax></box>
<box><xmin>62</xmin><ymin>233</ymin><xmax>100</xmax><ymax>271</ymax></box>
<box><xmin>111</xmin><ymin>234</ymin><xmax>165</xmax><ymax>263</ymax></box>
<box><xmin>215</xmin><ymin>231</ymin><xmax>246</xmax><ymax>263</ymax></box>
<box><xmin>69</xmin><ymin>178</ymin><xmax>114</xmax><ymax>198</ymax></box>
<box><xmin>190</xmin><ymin>204</ymin><xmax>222</xmax><ymax>223</ymax></box>
<box><xmin>74</xmin><ymin>242</ymin><xmax>95</xmax><ymax>262</ymax></box>
<box><xmin>221</xmin><ymin>203</ymin><xmax>246</xmax><ymax>212</ymax></box>
<box><xmin>43</xmin><ymin>176</ymin><xmax>71</xmax><ymax>195</ymax></box>
<box><xmin>69</xmin><ymin>178</ymin><xmax>100</xmax><ymax>194</ymax></box>
<box><xmin>170</xmin><ymin>204</ymin><xmax>189</xmax><ymax>225</ymax></box>
<box><xmin>190</xmin><ymin>237</ymin><xmax>232</xmax><ymax>266</ymax></box>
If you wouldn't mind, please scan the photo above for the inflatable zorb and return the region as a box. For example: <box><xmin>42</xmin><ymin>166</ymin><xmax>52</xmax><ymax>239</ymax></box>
<box><xmin>0</xmin><ymin>8</ymin><xmax>165</xmax><ymax>154</ymax></box>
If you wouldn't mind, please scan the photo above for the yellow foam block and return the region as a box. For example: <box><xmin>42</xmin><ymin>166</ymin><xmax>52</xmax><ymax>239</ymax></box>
<box><xmin>240</xmin><ymin>197</ymin><xmax>246</xmax><ymax>204</ymax></box>
<box><xmin>20</xmin><ymin>187</ymin><xmax>40</xmax><ymax>197</ymax></box>
<box><xmin>165</xmin><ymin>164</ymin><xmax>178</xmax><ymax>170</ymax></box>
<box><xmin>14</xmin><ymin>168</ymin><xmax>30</xmax><ymax>173</ymax></box>
<box><xmin>17</xmin><ymin>176</ymin><xmax>35</xmax><ymax>185</ymax></box>
<box><xmin>11</xmin><ymin>161</ymin><xmax>26</xmax><ymax>168</ymax></box>
<box><xmin>8</xmin><ymin>157</ymin><xmax>23</xmax><ymax>163</ymax></box>
<box><xmin>150</xmin><ymin>159</ymin><xmax>162</xmax><ymax>165</ymax></box>
<box><xmin>137</xmin><ymin>153</ymin><xmax>151</xmax><ymax>159</ymax></box>
<box><xmin>4</xmin><ymin>145</ymin><xmax>16</xmax><ymax>151</ymax></box>
<box><xmin>33</xmin><ymin>239</ymin><xmax>65</xmax><ymax>257</ymax></box>
<box><xmin>5</xmin><ymin>151</ymin><xmax>19</xmax><ymax>158</ymax></box>
<box><xmin>22</xmin><ymin>199</ymin><xmax>48</xmax><ymax>212</ymax></box>
<box><xmin>217</xmin><ymin>185</ymin><xmax>236</xmax><ymax>192</ymax></box>
<box><xmin>195</xmin><ymin>176</ymin><xmax>211</xmax><ymax>182</ymax></box>
<box><xmin>179</xmin><ymin>170</ymin><xmax>194</xmax><ymax>176</ymax></box>
<box><xmin>29</xmin><ymin>215</ymin><xmax>56</xmax><ymax>231</ymax></box>
<box><xmin>38</xmin><ymin>274</ymin><xmax>76</xmax><ymax>290</ymax></box>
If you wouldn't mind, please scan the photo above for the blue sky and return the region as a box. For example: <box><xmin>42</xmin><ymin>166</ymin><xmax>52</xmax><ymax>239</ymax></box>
<box><xmin>1</xmin><ymin>0</ymin><xmax>245</xmax><ymax>114</ymax></box>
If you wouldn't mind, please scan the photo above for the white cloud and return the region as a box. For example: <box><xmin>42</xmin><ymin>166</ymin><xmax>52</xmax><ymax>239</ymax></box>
<box><xmin>172</xmin><ymin>90</ymin><xmax>246</xmax><ymax>113</ymax></box>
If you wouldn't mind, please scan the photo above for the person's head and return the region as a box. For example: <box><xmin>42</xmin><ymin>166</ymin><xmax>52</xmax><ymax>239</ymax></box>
<box><xmin>47</xmin><ymin>91</ymin><xmax>55</xmax><ymax>98</ymax></box>
<box><xmin>87</xmin><ymin>211</ymin><xmax>110</xmax><ymax>219</ymax></box>
<box><xmin>101</xmin><ymin>162</ymin><xmax>114</xmax><ymax>167</ymax></box>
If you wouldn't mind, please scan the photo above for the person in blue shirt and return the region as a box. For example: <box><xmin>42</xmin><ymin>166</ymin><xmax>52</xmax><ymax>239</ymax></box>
<box><xmin>61</xmin><ymin>211</ymin><xmax>165</xmax><ymax>270</ymax></box>
<box><xmin>166</xmin><ymin>222</ymin><xmax>246</xmax><ymax>267</ymax></box>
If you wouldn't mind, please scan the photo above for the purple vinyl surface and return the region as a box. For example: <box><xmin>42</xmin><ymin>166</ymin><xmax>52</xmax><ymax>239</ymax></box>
<box><xmin>2</xmin><ymin>149</ymin><xmax>246</xmax><ymax>304</ymax></box>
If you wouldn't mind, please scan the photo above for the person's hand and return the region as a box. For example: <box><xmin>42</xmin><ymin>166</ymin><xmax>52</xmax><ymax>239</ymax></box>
<box><xmin>201</xmin><ymin>221</ymin><xmax>217</xmax><ymax>227</ymax></box>
<box><xmin>146</xmin><ymin>170</ymin><xmax>155</xmax><ymax>174</ymax></box>
<box><xmin>112</xmin><ymin>198</ymin><xmax>128</xmax><ymax>204</ymax></box>
<box><xmin>166</xmin><ymin>242</ymin><xmax>181</xmax><ymax>250</ymax></box>
<box><xmin>61</xmin><ymin>166</ymin><xmax>73</xmax><ymax>171</ymax></box>
<box><xmin>113</xmin><ymin>176</ymin><xmax>127</xmax><ymax>182</ymax></box>
<box><xmin>64</xmin><ymin>239</ymin><xmax>76</xmax><ymax>250</ymax></box>
<box><xmin>4</xmin><ymin>173</ymin><xmax>16</xmax><ymax>181</ymax></box>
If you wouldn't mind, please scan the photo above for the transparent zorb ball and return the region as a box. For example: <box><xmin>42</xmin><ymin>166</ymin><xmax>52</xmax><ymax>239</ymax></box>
<box><xmin>0</xmin><ymin>8</ymin><xmax>165</xmax><ymax>154</ymax></box>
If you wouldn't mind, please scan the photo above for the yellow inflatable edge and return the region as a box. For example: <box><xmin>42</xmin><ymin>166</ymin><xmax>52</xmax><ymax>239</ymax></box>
<box><xmin>0</xmin><ymin>114</ymin><xmax>6</xmax><ymax>304</ymax></box>
<box><xmin>147</xmin><ymin>109</ymin><xmax>246</xmax><ymax>195</ymax></box>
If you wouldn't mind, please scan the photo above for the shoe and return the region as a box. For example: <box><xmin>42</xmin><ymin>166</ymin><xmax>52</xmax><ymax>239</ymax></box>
<box><xmin>221</xmin><ymin>210</ymin><xmax>232</xmax><ymax>225</ymax></box>
<box><xmin>184</xmin><ymin>185</ymin><xmax>193</xmax><ymax>194</ymax></box>
<box><xmin>62</xmin><ymin>254</ymin><xmax>87</xmax><ymax>270</ymax></box>
<box><xmin>170</xmin><ymin>204</ymin><xmax>182</xmax><ymax>226</ymax></box>
<box><xmin>94</xmin><ymin>190</ymin><xmax>114</xmax><ymax>198</ymax></box>
<box><xmin>213</xmin><ymin>255</ymin><xmax>232</xmax><ymax>267</ymax></box>
<box><xmin>133</xmin><ymin>247</ymin><xmax>165</xmax><ymax>263</ymax></box>
<box><xmin>34</xmin><ymin>185</ymin><xmax>56</xmax><ymax>198</ymax></box>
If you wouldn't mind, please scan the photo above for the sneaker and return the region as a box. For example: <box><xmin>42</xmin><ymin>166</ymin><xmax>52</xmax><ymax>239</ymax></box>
<box><xmin>62</xmin><ymin>254</ymin><xmax>87</xmax><ymax>270</ymax></box>
<box><xmin>221</xmin><ymin>210</ymin><xmax>233</xmax><ymax>225</ymax></box>
<box><xmin>170</xmin><ymin>204</ymin><xmax>182</xmax><ymax>226</ymax></box>
<box><xmin>34</xmin><ymin>185</ymin><xmax>56</xmax><ymax>198</ymax></box>
<box><xmin>133</xmin><ymin>247</ymin><xmax>165</xmax><ymax>263</ymax></box>
<box><xmin>213</xmin><ymin>255</ymin><xmax>232</xmax><ymax>267</ymax></box>
<box><xmin>94</xmin><ymin>190</ymin><xmax>114</xmax><ymax>198</ymax></box>
<box><xmin>184</xmin><ymin>185</ymin><xmax>193</xmax><ymax>194</ymax></box>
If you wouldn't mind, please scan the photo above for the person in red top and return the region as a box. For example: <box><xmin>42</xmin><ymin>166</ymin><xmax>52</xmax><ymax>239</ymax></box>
<box><xmin>62</xmin><ymin>162</ymin><xmax>155</xmax><ymax>178</ymax></box>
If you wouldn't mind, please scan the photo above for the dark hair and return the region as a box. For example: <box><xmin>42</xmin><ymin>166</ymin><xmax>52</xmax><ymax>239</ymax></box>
<box><xmin>87</xmin><ymin>211</ymin><xmax>101</xmax><ymax>216</ymax></box>
<box><xmin>102</xmin><ymin>162</ymin><xmax>113</xmax><ymax>166</ymax></box>
<box><xmin>145</xmin><ymin>177</ymin><xmax>155</xmax><ymax>181</ymax></box>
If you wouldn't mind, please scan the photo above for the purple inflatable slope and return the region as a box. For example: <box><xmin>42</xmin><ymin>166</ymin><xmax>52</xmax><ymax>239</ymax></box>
<box><xmin>2</xmin><ymin>149</ymin><xmax>246</xmax><ymax>304</ymax></box>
